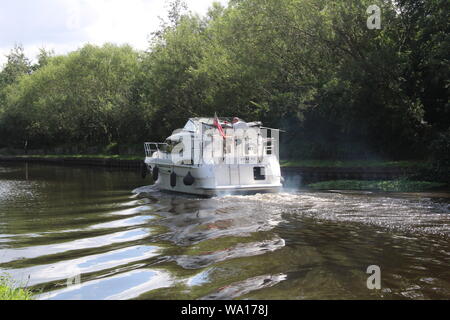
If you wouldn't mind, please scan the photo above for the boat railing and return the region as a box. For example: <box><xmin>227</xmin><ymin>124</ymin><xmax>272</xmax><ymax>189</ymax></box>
<box><xmin>144</xmin><ymin>142</ymin><xmax>169</xmax><ymax>158</ymax></box>
<box><xmin>145</xmin><ymin>132</ymin><xmax>278</xmax><ymax>163</ymax></box>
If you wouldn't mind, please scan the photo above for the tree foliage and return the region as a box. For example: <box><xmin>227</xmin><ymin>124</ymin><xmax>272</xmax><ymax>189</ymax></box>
<box><xmin>0</xmin><ymin>0</ymin><xmax>448</xmax><ymax>163</ymax></box>
<box><xmin>0</xmin><ymin>44</ymin><xmax>140</xmax><ymax>150</ymax></box>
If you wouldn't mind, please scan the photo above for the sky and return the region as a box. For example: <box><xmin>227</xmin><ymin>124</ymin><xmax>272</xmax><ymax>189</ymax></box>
<box><xmin>0</xmin><ymin>0</ymin><xmax>228</xmax><ymax>66</ymax></box>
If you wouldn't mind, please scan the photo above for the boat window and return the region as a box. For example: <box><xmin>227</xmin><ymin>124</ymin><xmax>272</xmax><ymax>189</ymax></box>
<box><xmin>159</xmin><ymin>144</ymin><xmax>169</xmax><ymax>153</ymax></box>
<box><xmin>164</xmin><ymin>140</ymin><xmax>178</xmax><ymax>153</ymax></box>
<box><xmin>254</xmin><ymin>167</ymin><xmax>266</xmax><ymax>181</ymax></box>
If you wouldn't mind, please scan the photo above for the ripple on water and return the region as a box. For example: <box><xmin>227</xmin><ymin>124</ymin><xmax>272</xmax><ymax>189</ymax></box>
<box><xmin>0</xmin><ymin>228</ymin><xmax>151</xmax><ymax>264</ymax></box>
<box><xmin>200</xmin><ymin>273</ymin><xmax>288</xmax><ymax>300</ymax></box>
<box><xmin>42</xmin><ymin>269</ymin><xmax>173</xmax><ymax>300</ymax></box>
<box><xmin>0</xmin><ymin>180</ymin><xmax>39</xmax><ymax>203</ymax></box>
<box><xmin>174</xmin><ymin>237</ymin><xmax>285</xmax><ymax>269</ymax></box>
<box><xmin>2</xmin><ymin>245</ymin><xmax>161</xmax><ymax>286</ymax></box>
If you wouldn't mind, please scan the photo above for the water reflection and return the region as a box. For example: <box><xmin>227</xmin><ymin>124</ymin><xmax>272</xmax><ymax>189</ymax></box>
<box><xmin>7</xmin><ymin>245</ymin><xmax>160</xmax><ymax>287</ymax></box>
<box><xmin>44</xmin><ymin>269</ymin><xmax>173</xmax><ymax>300</ymax></box>
<box><xmin>174</xmin><ymin>237</ymin><xmax>285</xmax><ymax>269</ymax></box>
<box><xmin>0</xmin><ymin>163</ymin><xmax>449</xmax><ymax>300</ymax></box>
<box><xmin>200</xmin><ymin>273</ymin><xmax>288</xmax><ymax>300</ymax></box>
<box><xmin>0</xmin><ymin>229</ymin><xmax>151</xmax><ymax>264</ymax></box>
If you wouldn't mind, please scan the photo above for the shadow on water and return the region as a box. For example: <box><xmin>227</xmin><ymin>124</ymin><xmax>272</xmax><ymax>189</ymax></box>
<box><xmin>0</xmin><ymin>162</ymin><xmax>449</xmax><ymax>300</ymax></box>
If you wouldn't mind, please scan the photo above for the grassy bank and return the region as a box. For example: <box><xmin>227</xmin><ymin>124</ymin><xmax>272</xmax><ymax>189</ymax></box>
<box><xmin>10</xmin><ymin>154</ymin><xmax>143</xmax><ymax>161</ymax></box>
<box><xmin>0</xmin><ymin>276</ymin><xmax>33</xmax><ymax>300</ymax></box>
<box><xmin>1</xmin><ymin>155</ymin><xmax>430</xmax><ymax>168</ymax></box>
<box><xmin>307</xmin><ymin>180</ymin><xmax>447</xmax><ymax>192</ymax></box>
<box><xmin>280</xmin><ymin>160</ymin><xmax>428</xmax><ymax>168</ymax></box>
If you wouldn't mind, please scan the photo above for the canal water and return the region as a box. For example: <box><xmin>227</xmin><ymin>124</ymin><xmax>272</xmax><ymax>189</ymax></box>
<box><xmin>0</xmin><ymin>163</ymin><xmax>449</xmax><ymax>300</ymax></box>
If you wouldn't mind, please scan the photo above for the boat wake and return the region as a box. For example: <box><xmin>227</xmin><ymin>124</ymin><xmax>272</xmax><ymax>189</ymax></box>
<box><xmin>218</xmin><ymin>191</ymin><xmax>450</xmax><ymax>236</ymax></box>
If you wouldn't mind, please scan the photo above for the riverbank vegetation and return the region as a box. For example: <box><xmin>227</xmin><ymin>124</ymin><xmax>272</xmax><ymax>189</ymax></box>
<box><xmin>0</xmin><ymin>155</ymin><xmax>430</xmax><ymax>169</ymax></box>
<box><xmin>0</xmin><ymin>276</ymin><xmax>33</xmax><ymax>300</ymax></box>
<box><xmin>7</xmin><ymin>154</ymin><xmax>144</xmax><ymax>161</ymax></box>
<box><xmin>280</xmin><ymin>160</ymin><xmax>428</xmax><ymax>169</ymax></box>
<box><xmin>0</xmin><ymin>0</ymin><xmax>448</xmax><ymax>182</ymax></box>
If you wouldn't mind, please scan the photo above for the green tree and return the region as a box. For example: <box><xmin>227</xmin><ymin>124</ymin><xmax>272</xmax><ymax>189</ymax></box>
<box><xmin>0</xmin><ymin>44</ymin><xmax>32</xmax><ymax>86</ymax></box>
<box><xmin>32</xmin><ymin>48</ymin><xmax>55</xmax><ymax>71</ymax></box>
<box><xmin>0</xmin><ymin>45</ymin><xmax>33</xmax><ymax>147</ymax></box>
<box><xmin>1</xmin><ymin>0</ymin><xmax>447</xmax><ymax>163</ymax></box>
<box><xmin>1</xmin><ymin>44</ymin><xmax>141</xmax><ymax>150</ymax></box>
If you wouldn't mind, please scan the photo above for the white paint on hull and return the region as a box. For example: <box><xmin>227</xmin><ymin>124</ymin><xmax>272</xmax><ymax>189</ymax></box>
<box><xmin>145</xmin><ymin>158</ymin><xmax>282</xmax><ymax>197</ymax></box>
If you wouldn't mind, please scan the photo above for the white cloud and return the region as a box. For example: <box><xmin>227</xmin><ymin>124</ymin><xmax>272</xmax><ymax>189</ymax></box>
<box><xmin>0</xmin><ymin>0</ymin><xmax>228</xmax><ymax>66</ymax></box>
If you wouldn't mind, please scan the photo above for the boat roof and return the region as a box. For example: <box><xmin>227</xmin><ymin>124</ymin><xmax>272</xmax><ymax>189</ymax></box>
<box><xmin>189</xmin><ymin>117</ymin><xmax>262</xmax><ymax>127</ymax></box>
<box><xmin>164</xmin><ymin>117</ymin><xmax>280</xmax><ymax>141</ymax></box>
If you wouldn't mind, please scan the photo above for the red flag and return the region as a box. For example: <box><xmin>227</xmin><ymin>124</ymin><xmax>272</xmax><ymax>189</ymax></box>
<box><xmin>213</xmin><ymin>113</ymin><xmax>226</xmax><ymax>139</ymax></box>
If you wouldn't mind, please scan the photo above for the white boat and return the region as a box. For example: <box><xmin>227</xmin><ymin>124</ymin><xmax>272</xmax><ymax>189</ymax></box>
<box><xmin>143</xmin><ymin>117</ymin><xmax>283</xmax><ymax>196</ymax></box>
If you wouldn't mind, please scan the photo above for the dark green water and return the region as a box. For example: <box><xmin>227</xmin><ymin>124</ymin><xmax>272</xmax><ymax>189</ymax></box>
<box><xmin>1</xmin><ymin>163</ymin><xmax>449</xmax><ymax>300</ymax></box>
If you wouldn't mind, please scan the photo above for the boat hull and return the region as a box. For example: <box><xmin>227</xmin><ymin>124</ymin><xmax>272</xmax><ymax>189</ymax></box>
<box><xmin>144</xmin><ymin>159</ymin><xmax>282</xmax><ymax>197</ymax></box>
<box><xmin>157</xmin><ymin>184</ymin><xmax>282</xmax><ymax>197</ymax></box>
